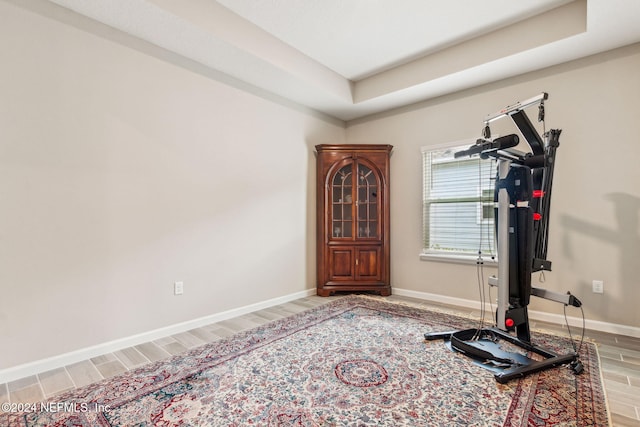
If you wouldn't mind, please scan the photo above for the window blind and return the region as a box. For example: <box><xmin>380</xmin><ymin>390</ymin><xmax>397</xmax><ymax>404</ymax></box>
<box><xmin>422</xmin><ymin>142</ymin><xmax>497</xmax><ymax>258</ymax></box>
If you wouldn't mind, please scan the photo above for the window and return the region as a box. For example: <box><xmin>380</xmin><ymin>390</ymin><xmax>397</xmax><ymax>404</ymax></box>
<box><xmin>422</xmin><ymin>140</ymin><xmax>497</xmax><ymax>261</ymax></box>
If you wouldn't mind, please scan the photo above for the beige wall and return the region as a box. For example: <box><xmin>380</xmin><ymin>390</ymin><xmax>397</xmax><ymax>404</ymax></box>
<box><xmin>346</xmin><ymin>43</ymin><xmax>640</xmax><ymax>329</ymax></box>
<box><xmin>0</xmin><ymin>2</ymin><xmax>344</xmax><ymax>369</ymax></box>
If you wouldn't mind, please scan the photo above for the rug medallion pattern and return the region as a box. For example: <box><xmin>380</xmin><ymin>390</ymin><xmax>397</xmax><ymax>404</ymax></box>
<box><xmin>1</xmin><ymin>296</ymin><xmax>608</xmax><ymax>426</ymax></box>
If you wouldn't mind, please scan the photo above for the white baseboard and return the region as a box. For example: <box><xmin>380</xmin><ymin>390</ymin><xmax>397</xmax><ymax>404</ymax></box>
<box><xmin>393</xmin><ymin>287</ymin><xmax>640</xmax><ymax>338</ymax></box>
<box><xmin>0</xmin><ymin>288</ymin><xmax>316</xmax><ymax>384</ymax></box>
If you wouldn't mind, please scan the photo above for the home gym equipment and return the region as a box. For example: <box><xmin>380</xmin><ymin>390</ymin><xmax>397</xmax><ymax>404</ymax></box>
<box><xmin>424</xmin><ymin>93</ymin><xmax>584</xmax><ymax>383</ymax></box>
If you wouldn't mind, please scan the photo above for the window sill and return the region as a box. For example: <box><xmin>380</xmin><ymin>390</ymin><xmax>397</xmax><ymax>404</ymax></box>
<box><xmin>419</xmin><ymin>252</ymin><xmax>498</xmax><ymax>266</ymax></box>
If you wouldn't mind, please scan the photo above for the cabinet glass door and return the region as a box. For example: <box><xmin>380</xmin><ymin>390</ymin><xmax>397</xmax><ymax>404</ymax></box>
<box><xmin>357</xmin><ymin>164</ymin><xmax>379</xmax><ymax>238</ymax></box>
<box><xmin>331</xmin><ymin>164</ymin><xmax>353</xmax><ymax>238</ymax></box>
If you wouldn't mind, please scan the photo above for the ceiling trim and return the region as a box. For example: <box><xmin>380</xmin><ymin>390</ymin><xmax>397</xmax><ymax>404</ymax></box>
<box><xmin>10</xmin><ymin>0</ymin><xmax>640</xmax><ymax>122</ymax></box>
<box><xmin>354</xmin><ymin>0</ymin><xmax>586</xmax><ymax>104</ymax></box>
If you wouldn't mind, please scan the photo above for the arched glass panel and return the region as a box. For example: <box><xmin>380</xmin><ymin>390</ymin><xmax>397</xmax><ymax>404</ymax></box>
<box><xmin>331</xmin><ymin>164</ymin><xmax>353</xmax><ymax>238</ymax></box>
<box><xmin>357</xmin><ymin>164</ymin><xmax>379</xmax><ymax>238</ymax></box>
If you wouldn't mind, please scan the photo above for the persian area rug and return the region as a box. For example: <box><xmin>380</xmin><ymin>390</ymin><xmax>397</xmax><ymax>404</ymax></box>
<box><xmin>2</xmin><ymin>296</ymin><xmax>608</xmax><ymax>426</ymax></box>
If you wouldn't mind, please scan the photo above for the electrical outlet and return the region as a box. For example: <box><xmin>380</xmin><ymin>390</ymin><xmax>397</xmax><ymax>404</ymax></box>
<box><xmin>592</xmin><ymin>280</ymin><xmax>604</xmax><ymax>294</ymax></box>
<box><xmin>174</xmin><ymin>281</ymin><xmax>184</xmax><ymax>295</ymax></box>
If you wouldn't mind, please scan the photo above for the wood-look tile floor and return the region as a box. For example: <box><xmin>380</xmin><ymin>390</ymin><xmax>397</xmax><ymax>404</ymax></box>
<box><xmin>1</xmin><ymin>294</ymin><xmax>638</xmax><ymax>426</ymax></box>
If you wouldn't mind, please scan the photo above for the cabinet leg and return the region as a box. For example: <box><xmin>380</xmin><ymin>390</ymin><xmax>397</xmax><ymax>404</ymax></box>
<box><xmin>317</xmin><ymin>289</ymin><xmax>332</xmax><ymax>297</ymax></box>
<box><xmin>379</xmin><ymin>288</ymin><xmax>392</xmax><ymax>296</ymax></box>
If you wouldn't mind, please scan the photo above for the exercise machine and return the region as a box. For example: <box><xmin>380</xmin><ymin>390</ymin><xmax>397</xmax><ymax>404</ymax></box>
<box><xmin>424</xmin><ymin>93</ymin><xmax>583</xmax><ymax>383</ymax></box>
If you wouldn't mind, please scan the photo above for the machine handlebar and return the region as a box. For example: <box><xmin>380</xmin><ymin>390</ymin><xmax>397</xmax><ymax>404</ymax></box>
<box><xmin>454</xmin><ymin>134</ymin><xmax>520</xmax><ymax>159</ymax></box>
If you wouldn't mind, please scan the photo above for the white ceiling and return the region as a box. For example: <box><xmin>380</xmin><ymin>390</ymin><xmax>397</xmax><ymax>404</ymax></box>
<box><xmin>216</xmin><ymin>0</ymin><xmax>572</xmax><ymax>81</ymax></box>
<box><xmin>41</xmin><ymin>0</ymin><xmax>640</xmax><ymax>121</ymax></box>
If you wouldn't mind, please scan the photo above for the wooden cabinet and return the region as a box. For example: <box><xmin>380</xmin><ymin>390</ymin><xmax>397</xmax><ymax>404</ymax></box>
<box><xmin>315</xmin><ymin>144</ymin><xmax>392</xmax><ymax>296</ymax></box>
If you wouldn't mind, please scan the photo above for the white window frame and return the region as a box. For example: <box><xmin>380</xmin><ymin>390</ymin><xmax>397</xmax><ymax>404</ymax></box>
<box><xmin>420</xmin><ymin>139</ymin><xmax>498</xmax><ymax>265</ymax></box>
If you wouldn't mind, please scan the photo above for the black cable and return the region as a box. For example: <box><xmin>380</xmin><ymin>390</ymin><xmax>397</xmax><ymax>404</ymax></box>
<box><xmin>564</xmin><ymin>304</ymin><xmax>586</xmax><ymax>355</ymax></box>
<box><xmin>474</xmin><ymin>158</ymin><xmax>487</xmax><ymax>340</ymax></box>
<box><xmin>474</xmin><ymin>257</ymin><xmax>485</xmax><ymax>340</ymax></box>
<box><xmin>474</xmin><ymin>155</ymin><xmax>499</xmax><ymax>338</ymax></box>
<box><xmin>564</xmin><ymin>303</ymin><xmax>586</xmax><ymax>423</ymax></box>
<box><xmin>572</xmin><ymin>366</ymin><xmax>580</xmax><ymax>423</ymax></box>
